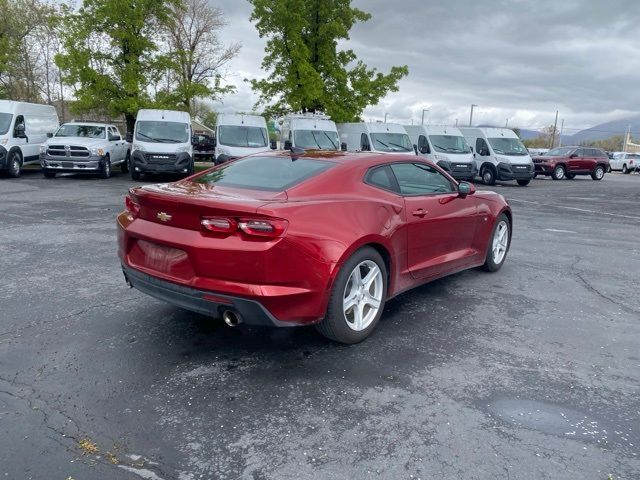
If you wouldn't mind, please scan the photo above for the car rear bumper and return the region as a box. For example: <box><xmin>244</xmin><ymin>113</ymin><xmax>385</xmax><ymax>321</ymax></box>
<box><xmin>122</xmin><ymin>265</ymin><xmax>292</xmax><ymax>327</ymax></box>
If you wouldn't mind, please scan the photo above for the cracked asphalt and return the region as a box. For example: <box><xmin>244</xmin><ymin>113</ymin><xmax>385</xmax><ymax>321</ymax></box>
<box><xmin>1</xmin><ymin>168</ymin><xmax>639</xmax><ymax>480</ymax></box>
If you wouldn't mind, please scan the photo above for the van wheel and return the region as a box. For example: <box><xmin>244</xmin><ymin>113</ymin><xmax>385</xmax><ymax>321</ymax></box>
<box><xmin>316</xmin><ymin>247</ymin><xmax>387</xmax><ymax>344</ymax></box>
<box><xmin>517</xmin><ymin>179</ymin><xmax>530</xmax><ymax>186</ymax></box>
<box><xmin>483</xmin><ymin>213</ymin><xmax>511</xmax><ymax>272</ymax></box>
<box><xmin>99</xmin><ymin>156</ymin><xmax>111</xmax><ymax>179</ymax></box>
<box><xmin>7</xmin><ymin>151</ymin><xmax>21</xmax><ymax>178</ymax></box>
<box><xmin>43</xmin><ymin>170</ymin><xmax>56</xmax><ymax>179</ymax></box>
<box><xmin>622</xmin><ymin>164</ymin><xmax>629</xmax><ymax>174</ymax></box>
<box><xmin>121</xmin><ymin>152</ymin><xmax>130</xmax><ymax>173</ymax></box>
<box><xmin>591</xmin><ymin>165</ymin><xmax>605</xmax><ymax>181</ymax></box>
<box><xmin>131</xmin><ymin>169</ymin><xmax>141</xmax><ymax>181</ymax></box>
<box><xmin>552</xmin><ymin>165</ymin><xmax>565</xmax><ymax>180</ymax></box>
<box><xmin>481</xmin><ymin>166</ymin><xmax>496</xmax><ymax>185</ymax></box>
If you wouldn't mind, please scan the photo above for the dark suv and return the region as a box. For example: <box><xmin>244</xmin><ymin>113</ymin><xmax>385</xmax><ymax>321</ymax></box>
<box><xmin>533</xmin><ymin>146</ymin><xmax>609</xmax><ymax>181</ymax></box>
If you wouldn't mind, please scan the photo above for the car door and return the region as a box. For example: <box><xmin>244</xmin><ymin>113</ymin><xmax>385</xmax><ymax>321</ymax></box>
<box><xmin>568</xmin><ymin>148</ymin><xmax>584</xmax><ymax>172</ymax></box>
<box><xmin>389</xmin><ymin>162</ymin><xmax>479</xmax><ymax>280</ymax></box>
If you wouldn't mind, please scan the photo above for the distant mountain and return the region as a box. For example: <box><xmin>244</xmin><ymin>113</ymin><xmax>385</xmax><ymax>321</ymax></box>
<box><xmin>568</xmin><ymin>115</ymin><xmax>640</xmax><ymax>143</ymax></box>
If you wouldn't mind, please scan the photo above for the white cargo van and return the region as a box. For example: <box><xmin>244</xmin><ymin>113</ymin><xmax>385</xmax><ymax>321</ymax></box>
<box><xmin>0</xmin><ymin>100</ymin><xmax>58</xmax><ymax>177</ymax></box>
<box><xmin>337</xmin><ymin>122</ymin><xmax>414</xmax><ymax>155</ymax></box>
<box><xmin>215</xmin><ymin>113</ymin><xmax>274</xmax><ymax>164</ymax></box>
<box><xmin>460</xmin><ymin>127</ymin><xmax>534</xmax><ymax>186</ymax></box>
<box><xmin>280</xmin><ymin>113</ymin><xmax>340</xmax><ymax>151</ymax></box>
<box><xmin>405</xmin><ymin>125</ymin><xmax>476</xmax><ymax>181</ymax></box>
<box><xmin>129</xmin><ymin>109</ymin><xmax>193</xmax><ymax>180</ymax></box>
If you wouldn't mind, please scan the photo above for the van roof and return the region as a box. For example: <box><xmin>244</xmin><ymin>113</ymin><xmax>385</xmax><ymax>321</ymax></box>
<box><xmin>459</xmin><ymin>127</ymin><xmax>519</xmax><ymax>138</ymax></box>
<box><xmin>136</xmin><ymin>109</ymin><xmax>191</xmax><ymax>123</ymax></box>
<box><xmin>0</xmin><ymin>100</ymin><xmax>57</xmax><ymax>115</ymax></box>
<box><xmin>217</xmin><ymin>113</ymin><xmax>267</xmax><ymax>128</ymax></box>
<box><xmin>63</xmin><ymin>121</ymin><xmax>112</xmax><ymax>127</ymax></box>
<box><xmin>404</xmin><ymin>125</ymin><xmax>465</xmax><ymax>136</ymax></box>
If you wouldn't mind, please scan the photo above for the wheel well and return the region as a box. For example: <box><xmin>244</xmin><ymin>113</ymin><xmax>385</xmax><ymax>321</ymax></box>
<box><xmin>481</xmin><ymin>162</ymin><xmax>496</xmax><ymax>173</ymax></box>
<box><xmin>363</xmin><ymin>242</ymin><xmax>392</xmax><ymax>281</ymax></box>
<box><xmin>8</xmin><ymin>147</ymin><xmax>23</xmax><ymax>162</ymax></box>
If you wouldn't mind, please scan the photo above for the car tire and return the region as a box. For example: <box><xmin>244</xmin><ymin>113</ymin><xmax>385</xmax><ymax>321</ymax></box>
<box><xmin>606</xmin><ymin>165</ymin><xmax>611</xmax><ymax>173</ymax></box>
<box><xmin>552</xmin><ymin>165</ymin><xmax>565</xmax><ymax>180</ymax></box>
<box><xmin>316</xmin><ymin>247</ymin><xmax>387</xmax><ymax>344</ymax></box>
<box><xmin>7</xmin><ymin>151</ymin><xmax>21</xmax><ymax>178</ymax></box>
<box><xmin>121</xmin><ymin>152</ymin><xmax>130</xmax><ymax>173</ymax></box>
<box><xmin>99</xmin><ymin>156</ymin><xmax>111</xmax><ymax>179</ymax></box>
<box><xmin>622</xmin><ymin>164</ymin><xmax>629</xmax><ymax>174</ymax></box>
<box><xmin>43</xmin><ymin>170</ymin><xmax>56</xmax><ymax>179</ymax></box>
<box><xmin>591</xmin><ymin>165</ymin><xmax>605</xmax><ymax>181</ymax></box>
<box><xmin>131</xmin><ymin>169</ymin><xmax>141</xmax><ymax>181</ymax></box>
<box><xmin>481</xmin><ymin>166</ymin><xmax>496</xmax><ymax>186</ymax></box>
<box><xmin>532</xmin><ymin>172</ymin><xmax>538</xmax><ymax>179</ymax></box>
<box><xmin>482</xmin><ymin>213</ymin><xmax>511</xmax><ymax>272</ymax></box>
<box><xmin>517</xmin><ymin>179</ymin><xmax>530</xmax><ymax>186</ymax></box>
<box><xmin>565</xmin><ymin>173</ymin><xmax>575</xmax><ymax>179</ymax></box>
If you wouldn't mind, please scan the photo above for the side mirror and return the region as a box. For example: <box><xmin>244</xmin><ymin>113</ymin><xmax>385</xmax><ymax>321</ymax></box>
<box><xmin>47</xmin><ymin>132</ymin><xmax>53</xmax><ymax>138</ymax></box>
<box><xmin>419</xmin><ymin>145</ymin><xmax>429</xmax><ymax>154</ymax></box>
<box><xmin>569</xmin><ymin>153</ymin><xmax>578</xmax><ymax>158</ymax></box>
<box><xmin>191</xmin><ymin>135</ymin><xmax>198</xmax><ymax>145</ymax></box>
<box><xmin>211</xmin><ymin>136</ymin><xmax>217</xmax><ymax>148</ymax></box>
<box><xmin>413</xmin><ymin>144</ymin><xmax>418</xmax><ymax>155</ymax></box>
<box><xmin>480</xmin><ymin>148</ymin><xmax>490</xmax><ymax>156</ymax></box>
<box><xmin>341</xmin><ymin>142</ymin><xmax>347</xmax><ymax>152</ymax></box>
<box><xmin>126</xmin><ymin>132</ymin><xmax>133</xmax><ymax>143</ymax></box>
<box><xmin>458</xmin><ymin>181</ymin><xmax>476</xmax><ymax>197</ymax></box>
<box><xmin>284</xmin><ymin>140</ymin><xmax>292</xmax><ymax>150</ymax></box>
<box><xmin>14</xmin><ymin>124</ymin><xmax>26</xmax><ymax>138</ymax></box>
<box><xmin>270</xmin><ymin>139</ymin><xmax>277</xmax><ymax>150</ymax></box>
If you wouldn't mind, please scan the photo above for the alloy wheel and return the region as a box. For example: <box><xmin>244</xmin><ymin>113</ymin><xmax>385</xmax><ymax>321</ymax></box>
<box><xmin>492</xmin><ymin>221</ymin><xmax>509</xmax><ymax>265</ymax></box>
<box><xmin>342</xmin><ymin>260</ymin><xmax>383</xmax><ymax>332</ymax></box>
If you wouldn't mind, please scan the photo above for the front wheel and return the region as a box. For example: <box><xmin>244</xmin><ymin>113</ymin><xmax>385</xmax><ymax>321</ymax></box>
<box><xmin>99</xmin><ymin>157</ymin><xmax>111</xmax><ymax>179</ymax></box>
<box><xmin>316</xmin><ymin>247</ymin><xmax>387</xmax><ymax>344</ymax></box>
<box><xmin>131</xmin><ymin>169</ymin><xmax>141</xmax><ymax>181</ymax></box>
<box><xmin>7</xmin><ymin>151</ymin><xmax>21</xmax><ymax>178</ymax></box>
<box><xmin>483</xmin><ymin>213</ymin><xmax>511</xmax><ymax>272</ymax></box>
<box><xmin>552</xmin><ymin>165</ymin><xmax>565</xmax><ymax>180</ymax></box>
<box><xmin>622</xmin><ymin>164</ymin><xmax>629</xmax><ymax>174</ymax></box>
<box><xmin>517</xmin><ymin>179</ymin><xmax>530</xmax><ymax>186</ymax></box>
<box><xmin>481</xmin><ymin>166</ymin><xmax>496</xmax><ymax>186</ymax></box>
<box><xmin>591</xmin><ymin>165</ymin><xmax>605</xmax><ymax>181</ymax></box>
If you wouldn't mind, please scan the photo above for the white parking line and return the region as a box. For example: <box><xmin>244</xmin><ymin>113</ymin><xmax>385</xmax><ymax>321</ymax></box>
<box><xmin>509</xmin><ymin>198</ymin><xmax>640</xmax><ymax>220</ymax></box>
<box><xmin>544</xmin><ymin>229</ymin><xmax>577</xmax><ymax>234</ymax></box>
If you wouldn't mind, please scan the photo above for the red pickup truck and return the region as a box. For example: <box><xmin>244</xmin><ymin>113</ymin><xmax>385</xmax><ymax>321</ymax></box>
<box><xmin>532</xmin><ymin>146</ymin><xmax>609</xmax><ymax>181</ymax></box>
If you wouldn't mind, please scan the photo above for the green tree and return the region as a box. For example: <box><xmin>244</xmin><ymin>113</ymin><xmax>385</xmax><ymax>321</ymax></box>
<box><xmin>248</xmin><ymin>0</ymin><xmax>408</xmax><ymax>122</ymax></box>
<box><xmin>56</xmin><ymin>0</ymin><xmax>181</xmax><ymax>133</ymax></box>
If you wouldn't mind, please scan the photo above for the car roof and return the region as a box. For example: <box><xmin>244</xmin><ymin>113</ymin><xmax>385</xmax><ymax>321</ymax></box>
<box><xmin>63</xmin><ymin>122</ymin><xmax>111</xmax><ymax>127</ymax></box>
<box><xmin>254</xmin><ymin>149</ymin><xmax>420</xmax><ymax>166</ymax></box>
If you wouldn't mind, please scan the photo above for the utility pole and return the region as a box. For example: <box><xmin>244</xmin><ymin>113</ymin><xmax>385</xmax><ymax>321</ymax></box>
<box><xmin>558</xmin><ymin>119</ymin><xmax>564</xmax><ymax>147</ymax></box>
<box><xmin>549</xmin><ymin>110</ymin><xmax>559</xmax><ymax>149</ymax></box>
<box><xmin>505</xmin><ymin>118</ymin><xmax>509</xmax><ymax>128</ymax></box>
<box><xmin>384</xmin><ymin>113</ymin><xmax>388</xmax><ymax>123</ymax></box>
<box><xmin>624</xmin><ymin>124</ymin><xmax>631</xmax><ymax>152</ymax></box>
<box><xmin>469</xmin><ymin>104</ymin><xmax>478</xmax><ymax>126</ymax></box>
<box><xmin>455</xmin><ymin>118</ymin><xmax>458</xmax><ymax>127</ymax></box>
<box><xmin>421</xmin><ymin>108</ymin><xmax>430</xmax><ymax>125</ymax></box>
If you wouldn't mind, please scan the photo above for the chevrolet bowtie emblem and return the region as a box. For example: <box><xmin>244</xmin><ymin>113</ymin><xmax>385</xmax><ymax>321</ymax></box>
<box><xmin>157</xmin><ymin>212</ymin><xmax>172</xmax><ymax>222</ymax></box>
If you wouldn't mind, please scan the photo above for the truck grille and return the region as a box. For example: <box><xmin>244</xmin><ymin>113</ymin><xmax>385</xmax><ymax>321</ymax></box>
<box><xmin>47</xmin><ymin>145</ymin><xmax>90</xmax><ymax>158</ymax></box>
<box><xmin>144</xmin><ymin>153</ymin><xmax>177</xmax><ymax>165</ymax></box>
<box><xmin>451</xmin><ymin>163</ymin><xmax>473</xmax><ymax>172</ymax></box>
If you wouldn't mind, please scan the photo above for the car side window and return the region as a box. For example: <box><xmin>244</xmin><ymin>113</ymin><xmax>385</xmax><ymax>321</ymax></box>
<box><xmin>365</xmin><ymin>165</ymin><xmax>399</xmax><ymax>193</ymax></box>
<box><xmin>418</xmin><ymin>135</ymin><xmax>430</xmax><ymax>154</ymax></box>
<box><xmin>389</xmin><ymin>163</ymin><xmax>455</xmax><ymax>196</ymax></box>
<box><xmin>109</xmin><ymin>127</ymin><xmax>121</xmax><ymax>141</ymax></box>
<box><xmin>476</xmin><ymin>138</ymin><xmax>489</xmax><ymax>155</ymax></box>
<box><xmin>111</xmin><ymin>127</ymin><xmax>122</xmax><ymax>141</ymax></box>
<box><xmin>360</xmin><ymin>133</ymin><xmax>371</xmax><ymax>151</ymax></box>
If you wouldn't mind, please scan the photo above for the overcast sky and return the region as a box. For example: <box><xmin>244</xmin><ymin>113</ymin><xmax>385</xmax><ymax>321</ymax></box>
<box><xmin>210</xmin><ymin>0</ymin><xmax>640</xmax><ymax>133</ymax></box>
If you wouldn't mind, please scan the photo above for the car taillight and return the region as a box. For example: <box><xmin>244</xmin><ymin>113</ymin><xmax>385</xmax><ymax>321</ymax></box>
<box><xmin>125</xmin><ymin>195</ymin><xmax>140</xmax><ymax>217</ymax></box>
<box><xmin>200</xmin><ymin>216</ymin><xmax>288</xmax><ymax>238</ymax></box>
<box><xmin>201</xmin><ymin>217</ymin><xmax>237</xmax><ymax>233</ymax></box>
<box><xmin>238</xmin><ymin>218</ymin><xmax>288</xmax><ymax>237</ymax></box>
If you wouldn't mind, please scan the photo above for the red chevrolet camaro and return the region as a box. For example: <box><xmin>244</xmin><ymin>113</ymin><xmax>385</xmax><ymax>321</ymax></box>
<box><xmin>117</xmin><ymin>150</ymin><xmax>512</xmax><ymax>343</ymax></box>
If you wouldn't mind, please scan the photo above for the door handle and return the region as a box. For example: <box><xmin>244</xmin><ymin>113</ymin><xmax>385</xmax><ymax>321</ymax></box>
<box><xmin>412</xmin><ymin>208</ymin><xmax>428</xmax><ymax>217</ymax></box>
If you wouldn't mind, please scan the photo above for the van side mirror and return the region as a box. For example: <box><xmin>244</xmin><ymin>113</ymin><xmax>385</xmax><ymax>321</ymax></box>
<box><xmin>419</xmin><ymin>145</ymin><xmax>429</xmax><ymax>154</ymax></box>
<box><xmin>413</xmin><ymin>144</ymin><xmax>418</xmax><ymax>155</ymax></box>
<box><xmin>458</xmin><ymin>181</ymin><xmax>475</xmax><ymax>197</ymax></box>
<box><xmin>126</xmin><ymin>132</ymin><xmax>133</xmax><ymax>143</ymax></box>
<box><xmin>480</xmin><ymin>148</ymin><xmax>490</xmax><ymax>156</ymax></box>
<box><xmin>341</xmin><ymin>142</ymin><xmax>347</xmax><ymax>152</ymax></box>
<box><xmin>14</xmin><ymin>124</ymin><xmax>26</xmax><ymax>138</ymax></box>
<box><xmin>191</xmin><ymin>135</ymin><xmax>198</xmax><ymax>145</ymax></box>
<box><xmin>47</xmin><ymin>132</ymin><xmax>54</xmax><ymax>138</ymax></box>
<box><xmin>270</xmin><ymin>139</ymin><xmax>277</xmax><ymax>150</ymax></box>
<box><xmin>284</xmin><ymin>140</ymin><xmax>292</xmax><ymax>150</ymax></box>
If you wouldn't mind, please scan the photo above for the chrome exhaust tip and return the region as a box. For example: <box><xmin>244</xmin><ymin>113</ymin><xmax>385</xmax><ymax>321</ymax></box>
<box><xmin>222</xmin><ymin>310</ymin><xmax>242</xmax><ymax>327</ymax></box>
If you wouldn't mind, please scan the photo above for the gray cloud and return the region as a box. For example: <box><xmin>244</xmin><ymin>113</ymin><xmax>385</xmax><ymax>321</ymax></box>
<box><xmin>210</xmin><ymin>0</ymin><xmax>640</xmax><ymax>131</ymax></box>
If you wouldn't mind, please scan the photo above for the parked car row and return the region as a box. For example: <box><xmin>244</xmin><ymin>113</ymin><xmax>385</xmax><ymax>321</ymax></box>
<box><xmin>532</xmin><ymin>146</ymin><xmax>609</xmax><ymax>180</ymax></box>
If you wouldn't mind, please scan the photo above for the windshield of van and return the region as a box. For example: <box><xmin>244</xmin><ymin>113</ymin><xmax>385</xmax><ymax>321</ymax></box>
<box><xmin>546</xmin><ymin>147</ymin><xmax>574</xmax><ymax>157</ymax></box>
<box><xmin>194</xmin><ymin>156</ymin><xmax>334</xmax><ymax>191</ymax></box>
<box><xmin>429</xmin><ymin>135</ymin><xmax>470</xmax><ymax>154</ymax></box>
<box><xmin>0</xmin><ymin>113</ymin><xmax>12</xmax><ymax>135</ymax></box>
<box><xmin>135</xmin><ymin>121</ymin><xmax>189</xmax><ymax>143</ymax></box>
<box><xmin>219</xmin><ymin>126</ymin><xmax>268</xmax><ymax>148</ymax></box>
<box><xmin>55</xmin><ymin>124</ymin><xmax>106</xmax><ymax>139</ymax></box>
<box><xmin>487</xmin><ymin>137</ymin><xmax>528</xmax><ymax>156</ymax></box>
<box><xmin>294</xmin><ymin>130</ymin><xmax>339</xmax><ymax>150</ymax></box>
<box><xmin>370</xmin><ymin>133</ymin><xmax>413</xmax><ymax>152</ymax></box>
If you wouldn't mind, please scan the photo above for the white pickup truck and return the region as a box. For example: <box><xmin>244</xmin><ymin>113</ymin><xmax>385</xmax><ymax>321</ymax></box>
<box><xmin>39</xmin><ymin>122</ymin><xmax>131</xmax><ymax>179</ymax></box>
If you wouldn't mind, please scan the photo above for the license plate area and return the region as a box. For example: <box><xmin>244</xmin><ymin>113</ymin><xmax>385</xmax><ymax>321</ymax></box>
<box><xmin>129</xmin><ymin>239</ymin><xmax>195</xmax><ymax>279</ymax></box>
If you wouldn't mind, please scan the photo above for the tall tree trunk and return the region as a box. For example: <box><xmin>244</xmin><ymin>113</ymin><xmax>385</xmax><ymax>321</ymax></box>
<box><xmin>126</xmin><ymin>113</ymin><xmax>135</xmax><ymax>136</ymax></box>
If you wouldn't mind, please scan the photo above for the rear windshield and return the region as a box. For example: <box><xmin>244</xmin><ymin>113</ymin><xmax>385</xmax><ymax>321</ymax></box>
<box><xmin>194</xmin><ymin>156</ymin><xmax>334</xmax><ymax>191</ymax></box>
<box><xmin>218</xmin><ymin>125</ymin><xmax>268</xmax><ymax>148</ymax></box>
<box><xmin>55</xmin><ymin>124</ymin><xmax>105</xmax><ymax>138</ymax></box>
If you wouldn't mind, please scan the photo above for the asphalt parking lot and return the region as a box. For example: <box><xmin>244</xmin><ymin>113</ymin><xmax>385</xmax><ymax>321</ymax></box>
<box><xmin>1</xmin><ymin>169</ymin><xmax>639</xmax><ymax>480</ymax></box>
